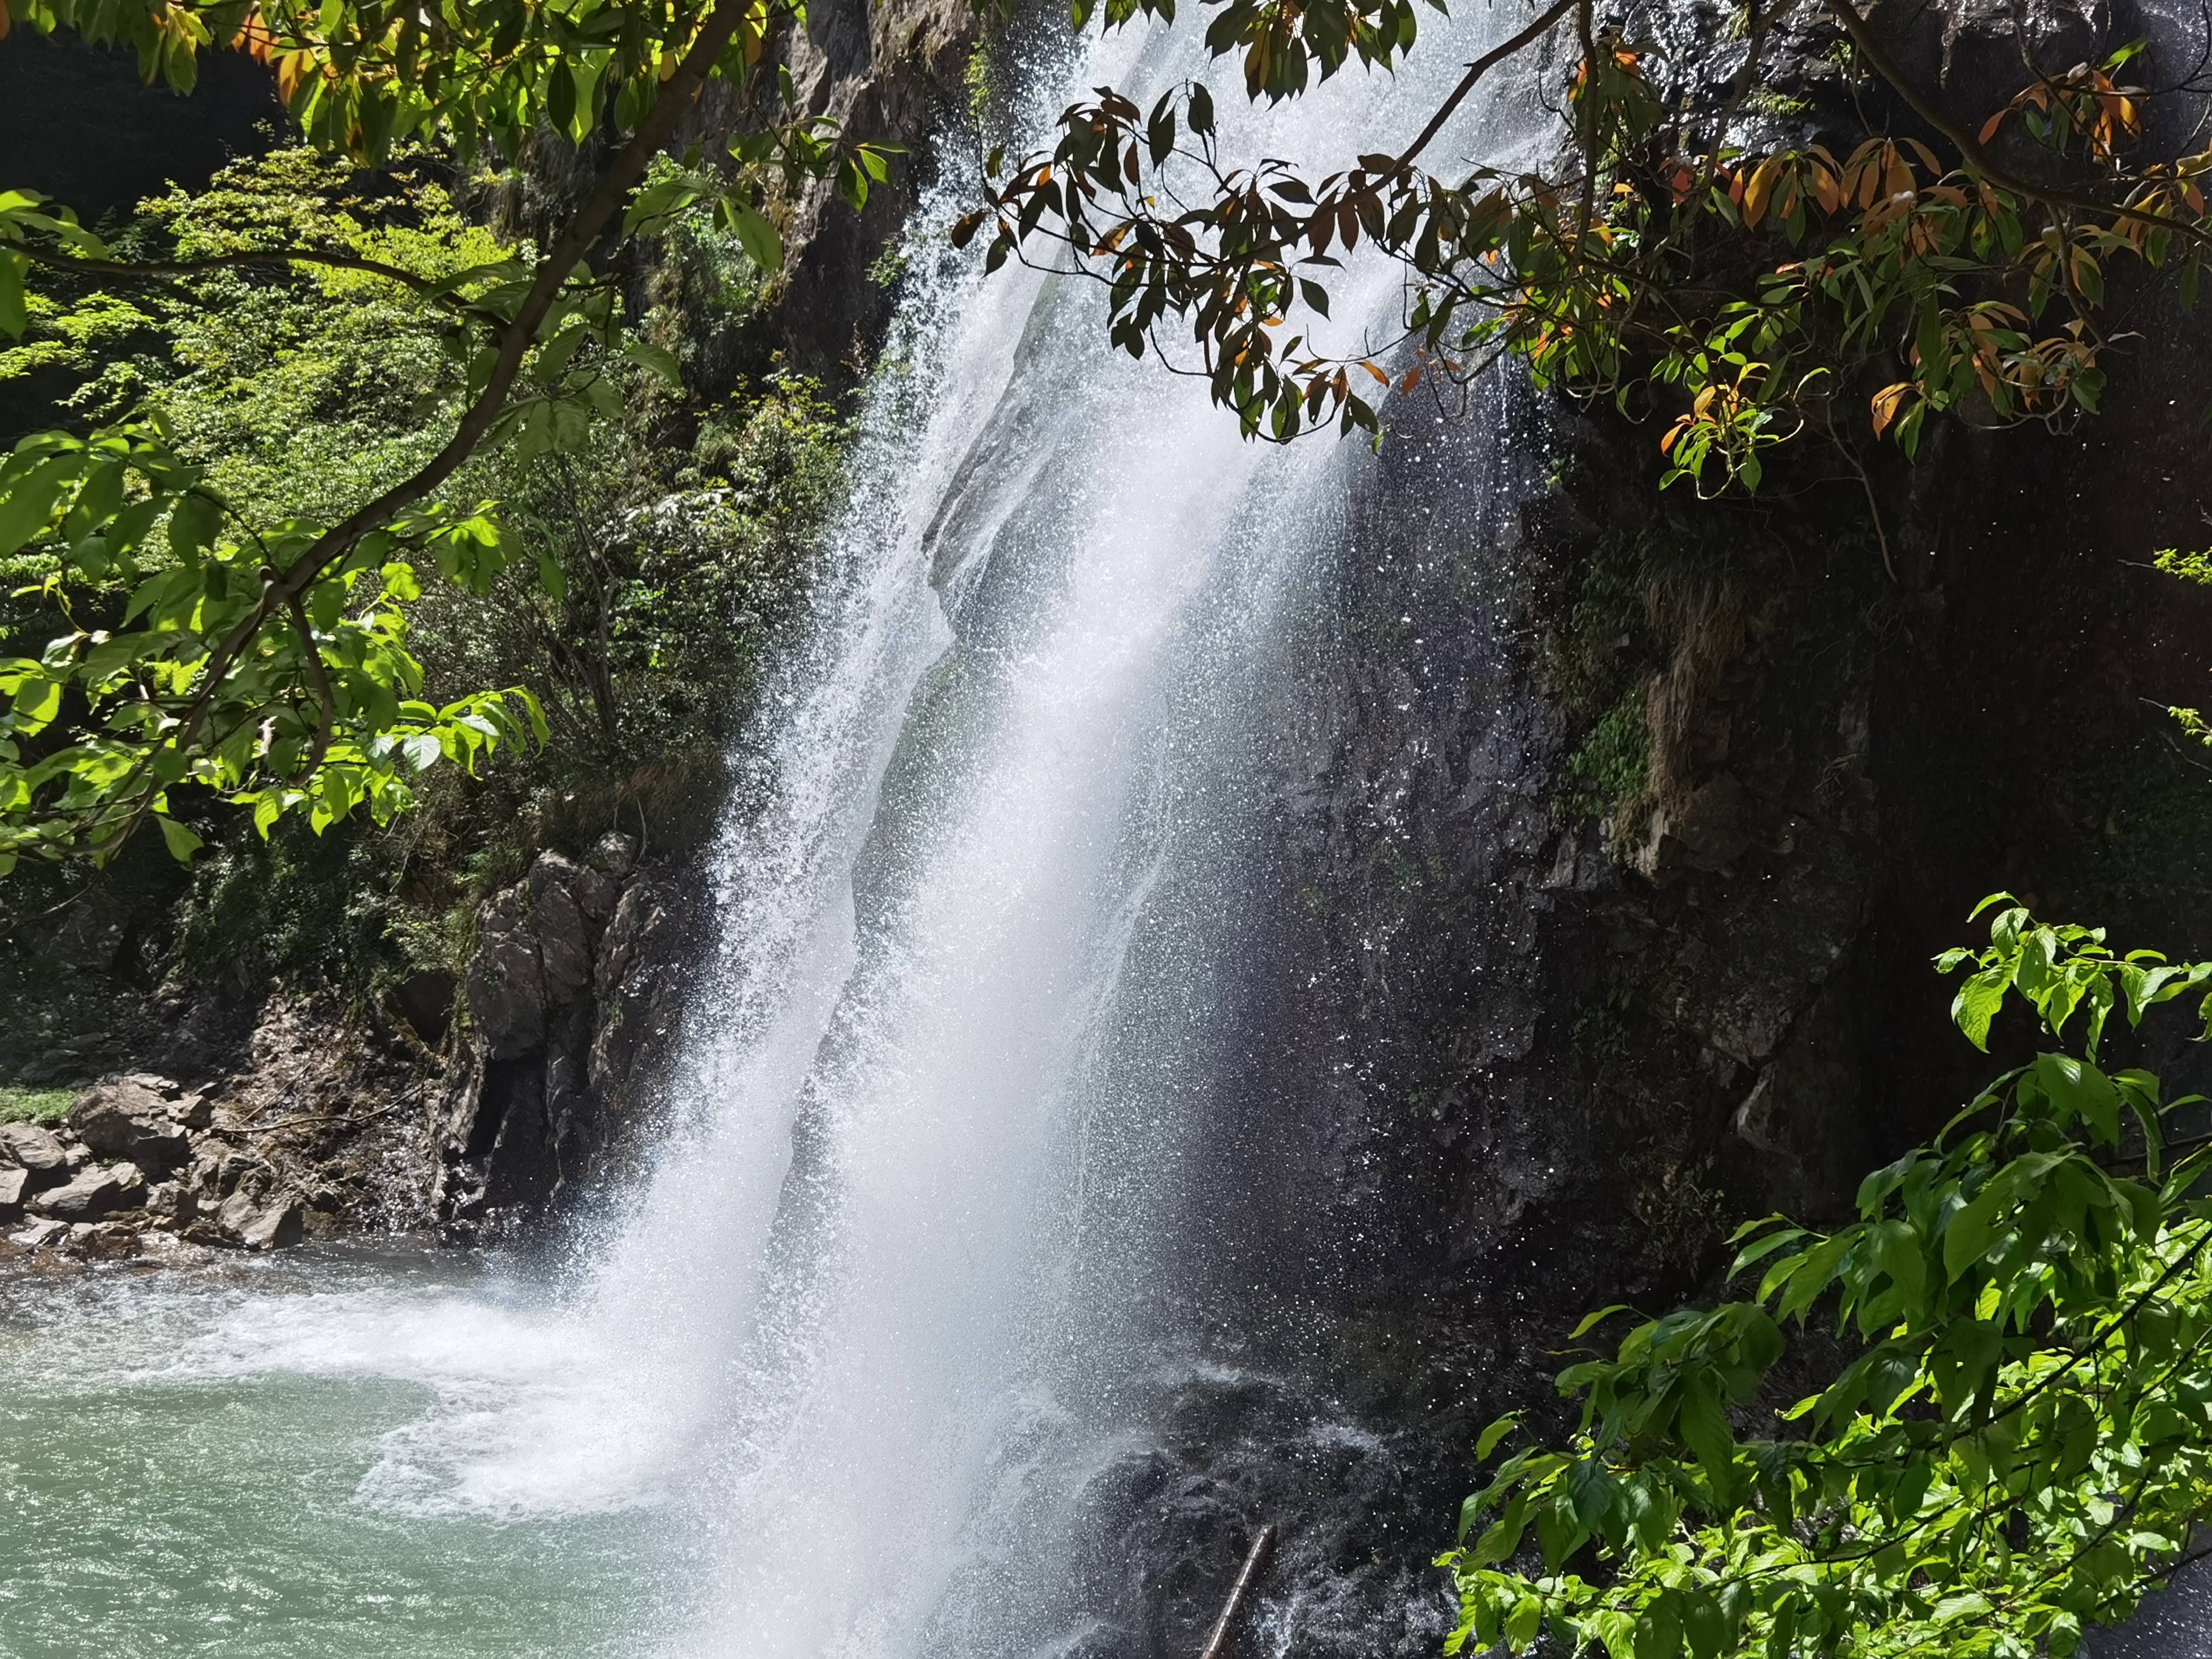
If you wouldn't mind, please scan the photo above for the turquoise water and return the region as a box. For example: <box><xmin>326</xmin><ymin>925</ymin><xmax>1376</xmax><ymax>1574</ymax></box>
<box><xmin>0</xmin><ymin>1245</ymin><xmax>686</xmax><ymax>1658</ymax></box>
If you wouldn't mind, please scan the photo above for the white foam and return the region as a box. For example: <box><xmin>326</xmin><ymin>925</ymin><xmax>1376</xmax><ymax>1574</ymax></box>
<box><xmin>119</xmin><ymin>1270</ymin><xmax>691</xmax><ymax>1521</ymax></box>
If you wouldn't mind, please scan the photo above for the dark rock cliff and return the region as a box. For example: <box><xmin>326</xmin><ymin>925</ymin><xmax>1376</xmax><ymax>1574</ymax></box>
<box><xmin>1075</xmin><ymin>2</ymin><xmax>2212</xmax><ymax>1652</ymax></box>
<box><xmin>437</xmin><ymin>834</ymin><xmax>708</xmax><ymax>1233</ymax></box>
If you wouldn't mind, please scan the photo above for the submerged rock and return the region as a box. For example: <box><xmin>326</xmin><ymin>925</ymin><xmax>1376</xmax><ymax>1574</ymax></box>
<box><xmin>69</xmin><ymin>1222</ymin><xmax>141</xmax><ymax>1261</ymax></box>
<box><xmin>9</xmin><ymin>1217</ymin><xmax>68</xmax><ymax>1251</ymax></box>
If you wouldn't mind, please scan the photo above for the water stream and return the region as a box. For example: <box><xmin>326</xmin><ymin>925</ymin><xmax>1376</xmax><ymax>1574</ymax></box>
<box><xmin>1</xmin><ymin>11</ymin><xmax>1536</xmax><ymax>1657</ymax></box>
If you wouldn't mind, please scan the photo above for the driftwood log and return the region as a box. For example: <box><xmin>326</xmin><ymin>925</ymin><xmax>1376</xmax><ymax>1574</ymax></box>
<box><xmin>1196</xmin><ymin>1523</ymin><xmax>1276</xmax><ymax>1659</ymax></box>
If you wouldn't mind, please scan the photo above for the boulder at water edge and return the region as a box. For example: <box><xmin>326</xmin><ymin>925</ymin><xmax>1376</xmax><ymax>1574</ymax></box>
<box><xmin>29</xmin><ymin>1163</ymin><xmax>139</xmax><ymax>1220</ymax></box>
<box><xmin>0</xmin><ymin>1122</ymin><xmax>71</xmax><ymax>1188</ymax></box>
<box><xmin>240</xmin><ymin>1199</ymin><xmax>305</xmax><ymax>1252</ymax></box>
<box><xmin>9</xmin><ymin>1217</ymin><xmax>67</xmax><ymax>1251</ymax></box>
<box><xmin>66</xmin><ymin>1078</ymin><xmax>193</xmax><ymax>1176</ymax></box>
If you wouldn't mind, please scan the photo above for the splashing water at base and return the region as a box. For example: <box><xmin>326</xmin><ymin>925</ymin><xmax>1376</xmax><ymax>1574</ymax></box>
<box><xmin>0</xmin><ymin>1245</ymin><xmax>676</xmax><ymax>1657</ymax></box>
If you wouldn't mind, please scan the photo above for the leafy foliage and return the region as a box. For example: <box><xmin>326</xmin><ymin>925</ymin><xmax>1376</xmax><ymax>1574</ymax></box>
<box><xmin>957</xmin><ymin>0</ymin><xmax>2212</xmax><ymax>492</ymax></box>
<box><xmin>0</xmin><ymin>158</ymin><xmax>563</xmax><ymax>873</ymax></box>
<box><xmin>0</xmin><ymin>0</ymin><xmax>893</xmax><ymax>869</ymax></box>
<box><xmin>2143</xmin><ymin>548</ymin><xmax>2212</xmax><ymax>753</ymax></box>
<box><xmin>1441</xmin><ymin>900</ymin><xmax>2212</xmax><ymax>1659</ymax></box>
<box><xmin>0</xmin><ymin>1083</ymin><xmax>72</xmax><ymax>1123</ymax></box>
<box><xmin>0</xmin><ymin>143</ymin><xmax>843</xmax><ymax>1013</ymax></box>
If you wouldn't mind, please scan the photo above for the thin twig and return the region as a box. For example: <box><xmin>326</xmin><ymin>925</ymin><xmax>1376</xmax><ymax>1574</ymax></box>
<box><xmin>1392</xmin><ymin>0</ymin><xmax>1581</xmax><ymax>174</ymax></box>
<box><xmin>227</xmin><ymin>1102</ymin><xmax>407</xmax><ymax>1137</ymax></box>
<box><xmin>284</xmin><ymin>588</ymin><xmax>336</xmax><ymax>775</ymax></box>
<box><xmin>18</xmin><ymin>245</ymin><xmax>487</xmax><ymax>317</ymax></box>
<box><xmin>1197</xmin><ymin>1525</ymin><xmax>1276</xmax><ymax>1659</ymax></box>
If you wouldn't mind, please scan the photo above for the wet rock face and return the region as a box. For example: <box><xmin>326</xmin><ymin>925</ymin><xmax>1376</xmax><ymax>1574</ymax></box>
<box><xmin>437</xmin><ymin>835</ymin><xmax>706</xmax><ymax>1235</ymax></box>
<box><xmin>1081</xmin><ymin>4</ymin><xmax>2212</xmax><ymax>1638</ymax></box>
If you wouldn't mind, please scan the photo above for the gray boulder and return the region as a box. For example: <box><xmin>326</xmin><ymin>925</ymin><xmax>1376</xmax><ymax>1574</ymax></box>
<box><xmin>142</xmin><ymin>1182</ymin><xmax>198</xmax><ymax>1226</ymax></box>
<box><xmin>215</xmin><ymin>1188</ymin><xmax>261</xmax><ymax>1235</ymax></box>
<box><xmin>71</xmin><ymin>1223</ymin><xmax>141</xmax><ymax>1262</ymax></box>
<box><xmin>529</xmin><ymin>856</ymin><xmax>594</xmax><ymax>1006</ymax></box>
<box><xmin>29</xmin><ymin>1163</ymin><xmax>137</xmax><ymax>1220</ymax></box>
<box><xmin>10</xmin><ymin>1217</ymin><xmax>67</xmax><ymax>1251</ymax></box>
<box><xmin>67</xmin><ymin>1079</ymin><xmax>192</xmax><ymax>1176</ymax></box>
<box><xmin>0</xmin><ymin>1122</ymin><xmax>70</xmax><ymax>1187</ymax></box>
<box><xmin>588</xmin><ymin>831</ymin><xmax>638</xmax><ymax>882</ymax></box>
<box><xmin>218</xmin><ymin>1187</ymin><xmax>303</xmax><ymax>1250</ymax></box>
<box><xmin>168</xmin><ymin>1092</ymin><xmax>213</xmax><ymax>1130</ymax></box>
<box><xmin>239</xmin><ymin>1198</ymin><xmax>305</xmax><ymax>1252</ymax></box>
<box><xmin>0</xmin><ymin>1166</ymin><xmax>25</xmax><ymax>1220</ymax></box>
<box><xmin>468</xmin><ymin>886</ymin><xmax>546</xmax><ymax>1057</ymax></box>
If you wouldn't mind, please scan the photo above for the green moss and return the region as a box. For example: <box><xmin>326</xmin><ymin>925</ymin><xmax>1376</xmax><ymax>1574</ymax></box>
<box><xmin>1559</xmin><ymin>689</ymin><xmax>1651</xmax><ymax>824</ymax></box>
<box><xmin>0</xmin><ymin>1085</ymin><xmax>73</xmax><ymax>1124</ymax></box>
<box><xmin>1541</xmin><ymin>529</ymin><xmax>1666</xmax><ymax>825</ymax></box>
<box><xmin>1747</xmin><ymin>89</ymin><xmax>1812</xmax><ymax>117</ymax></box>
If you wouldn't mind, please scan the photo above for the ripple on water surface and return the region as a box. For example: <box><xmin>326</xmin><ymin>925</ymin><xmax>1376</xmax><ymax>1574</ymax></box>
<box><xmin>0</xmin><ymin>1242</ymin><xmax>689</xmax><ymax>1659</ymax></box>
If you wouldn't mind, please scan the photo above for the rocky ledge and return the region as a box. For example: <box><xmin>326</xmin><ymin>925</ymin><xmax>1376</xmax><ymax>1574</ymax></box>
<box><xmin>2</xmin><ymin>1073</ymin><xmax>348</xmax><ymax>1265</ymax></box>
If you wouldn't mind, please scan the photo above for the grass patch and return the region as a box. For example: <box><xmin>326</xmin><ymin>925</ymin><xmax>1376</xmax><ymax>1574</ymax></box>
<box><xmin>0</xmin><ymin>1085</ymin><xmax>74</xmax><ymax>1124</ymax></box>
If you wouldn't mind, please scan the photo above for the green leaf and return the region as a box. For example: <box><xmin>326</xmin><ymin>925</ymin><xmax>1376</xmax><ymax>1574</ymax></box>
<box><xmin>1952</xmin><ymin>965</ymin><xmax>2013</xmax><ymax>1050</ymax></box>
<box><xmin>0</xmin><ymin>251</ymin><xmax>25</xmax><ymax>340</ymax></box>
<box><xmin>1570</xmin><ymin>1304</ymin><xmax>1631</xmax><ymax>1339</ymax></box>
<box><xmin>0</xmin><ymin>454</ymin><xmax>80</xmax><ymax>558</ymax></box>
<box><xmin>730</xmin><ymin>203</ymin><xmax>784</xmax><ymax>274</ymax></box>
<box><xmin>2033</xmin><ymin>1050</ymin><xmax>2121</xmax><ymax>1144</ymax></box>
<box><xmin>1503</xmin><ymin>1595</ymin><xmax>1542</xmax><ymax>1649</ymax></box>
<box><xmin>1944</xmin><ymin>1186</ymin><xmax>2006</xmax><ymax>1282</ymax></box>
<box><xmin>10</xmin><ymin>674</ymin><xmax>60</xmax><ymax>733</ymax></box>
<box><xmin>1475</xmin><ymin>1413</ymin><xmax>1520</xmax><ymax>1459</ymax></box>
<box><xmin>155</xmin><ymin>814</ymin><xmax>204</xmax><ymax>864</ymax></box>
<box><xmin>621</xmin><ymin>337</ymin><xmax>685</xmax><ymax>392</ymax></box>
<box><xmin>1677</xmin><ymin>1373</ymin><xmax>1735</xmax><ymax>1493</ymax></box>
<box><xmin>1634</xmin><ymin>1595</ymin><xmax>1684</xmax><ymax>1659</ymax></box>
<box><xmin>166</xmin><ymin>491</ymin><xmax>223</xmax><ymax>562</ymax></box>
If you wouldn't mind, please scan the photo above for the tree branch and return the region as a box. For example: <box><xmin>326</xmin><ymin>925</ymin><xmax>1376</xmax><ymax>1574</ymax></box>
<box><xmin>1392</xmin><ymin>0</ymin><xmax>1580</xmax><ymax>174</ymax></box>
<box><xmin>284</xmin><ymin>588</ymin><xmax>336</xmax><ymax>775</ymax></box>
<box><xmin>17</xmin><ymin>244</ymin><xmax>488</xmax><ymax>317</ymax></box>
<box><xmin>1823</xmin><ymin>0</ymin><xmax>2212</xmax><ymax>254</ymax></box>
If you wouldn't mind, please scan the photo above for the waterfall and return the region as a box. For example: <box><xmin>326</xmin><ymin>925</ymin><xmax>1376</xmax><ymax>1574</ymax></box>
<box><xmin>530</xmin><ymin>9</ymin><xmax>1547</xmax><ymax>1655</ymax></box>
<box><xmin>389</xmin><ymin>6</ymin><xmax>1539</xmax><ymax>1654</ymax></box>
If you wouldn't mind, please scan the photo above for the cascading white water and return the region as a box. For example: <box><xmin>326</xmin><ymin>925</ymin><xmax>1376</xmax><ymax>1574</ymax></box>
<box><xmin>527</xmin><ymin>11</ymin><xmax>1547</xmax><ymax>1654</ymax></box>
